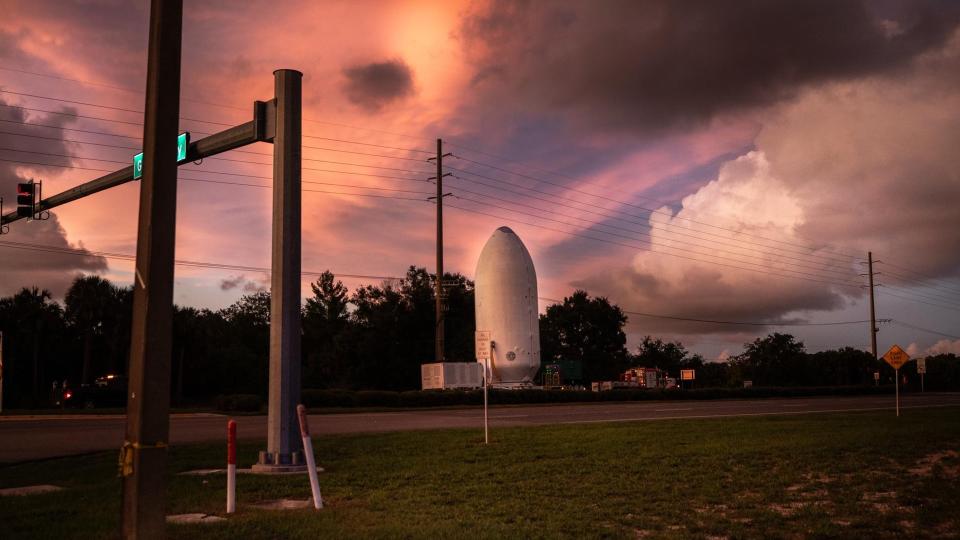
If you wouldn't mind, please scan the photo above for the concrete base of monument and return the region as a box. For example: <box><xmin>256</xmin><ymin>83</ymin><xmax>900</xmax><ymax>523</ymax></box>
<box><xmin>250</xmin><ymin>450</ymin><xmax>307</xmax><ymax>474</ymax></box>
<box><xmin>248</xmin><ymin>498</ymin><xmax>314</xmax><ymax>510</ymax></box>
<box><xmin>166</xmin><ymin>513</ymin><xmax>227</xmax><ymax>524</ymax></box>
<box><xmin>179</xmin><ymin>466</ymin><xmax>324</xmax><ymax>476</ymax></box>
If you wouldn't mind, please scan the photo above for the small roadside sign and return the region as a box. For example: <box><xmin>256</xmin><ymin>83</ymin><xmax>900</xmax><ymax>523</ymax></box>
<box><xmin>882</xmin><ymin>344</ymin><xmax>910</xmax><ymax>417</ymax></box>
<box><xmin>882</xmin><ymin>344</ymin><xmax>910</xmax><ymax>370</ymax></box>
<box><xmin>917</xmin><ymin>358</ymin><xmax>926</xmax><ymax>374</ymax></box>
<box><xmin>475</xmin><ymin>330</ymin><xmax>492</xmax><ymax>445</ymax></box>
<box><xmin>475</xmin><ymin>330</ymin><xmax>491</xmax><ymax>362</ymax></box>
<box><xmin>680</xmin><ymin>369</ymin><xmax>695</xmax><ymax>381</ymax></box>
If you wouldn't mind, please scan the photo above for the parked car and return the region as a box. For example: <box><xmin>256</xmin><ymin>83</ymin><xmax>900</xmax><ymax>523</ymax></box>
<box><xmin>63</xmin><ymin>374</ymin><xmax>127</xmax><ymax>409</ymax></box>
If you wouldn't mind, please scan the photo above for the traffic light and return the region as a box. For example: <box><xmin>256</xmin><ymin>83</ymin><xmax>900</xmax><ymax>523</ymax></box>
<box><xmin>16</xmin><ymin>182</ymin><xmax>36</xmax><ymax>218</ymax></box>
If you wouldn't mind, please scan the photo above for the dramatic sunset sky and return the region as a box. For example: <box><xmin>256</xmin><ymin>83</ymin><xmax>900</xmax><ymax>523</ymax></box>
<box><xmin>1</xmin><ymin>0</ymin><xmax>959</xmax><ymax>360</ymax></box>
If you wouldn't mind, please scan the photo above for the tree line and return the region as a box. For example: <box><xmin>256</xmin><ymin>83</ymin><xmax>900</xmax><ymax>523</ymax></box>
<box><xmin>0</xmin><ymin>269</ymin><xmax>956</xmax><ymax>408</ymax></box>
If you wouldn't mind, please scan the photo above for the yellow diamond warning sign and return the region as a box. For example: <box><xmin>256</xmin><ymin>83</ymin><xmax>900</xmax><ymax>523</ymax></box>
<box><xmin>882</xmin><ymin>344</ymin><xmax>910</xmax><ymax>370</ymax></box>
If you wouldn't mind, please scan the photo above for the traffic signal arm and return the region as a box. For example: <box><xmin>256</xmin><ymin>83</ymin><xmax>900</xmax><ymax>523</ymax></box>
<box><xmin>0</xmin><ymin>100</ymin><xmax>276</xmax><ymax>227</ymax></box>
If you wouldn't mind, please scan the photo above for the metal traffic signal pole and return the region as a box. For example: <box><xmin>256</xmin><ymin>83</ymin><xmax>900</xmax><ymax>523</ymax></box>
<box><xmin>0</xmin><ymin>0</ymin><xmax>306</xmax><ymax>495</ymax></box>
<box><xmin>254</xmin><ymin>69</ymin><xmax>305</xmax><ymax>472</ymax></box>
<box><xmin>121</xmin><ymin>0</ymin><xmax>182</xmax><ymax>536</ymax></box>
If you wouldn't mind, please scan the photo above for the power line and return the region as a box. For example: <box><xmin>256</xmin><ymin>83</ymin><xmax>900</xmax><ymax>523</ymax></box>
<box><xmin>876</xmin><ymin>263</ymin><xmax>960</xmax><ymax>299</ymax></box>
<box><xmin>882</xmin><ymin>284</ymin><xmax>960</xmax><ymax>310</ymax></box>
<box><xmin>889</xmin><ymin>320</ymin><xmax>960</xmax><ymax>341</ymax></box>
<box><xmin>0</xmin><ymin>156</ymin><xmax>432</xmax><ymax>199</ymax></box>
<box><xmin>538</xmin><ymin>295</ymin><xmax>880</xmax><ymax>327</ymax></box>
<box><xmin>0</xmin><ymin>121</ymin><xmax>432</xmax><ymax>165</ymax></box>
<box><xmin>448</xmin><ymin>192</ymin><xmax>862</xmax><ymax>286</ymax></box>
<box><xmin>0</xmin><ymin>118</ymin><xmax>143</xmax><ymax>140</ymax></box>
<box><xmin>878</xmin><ymin>290</ymin><xmax>960</xmax><ymax>315</ymax></box>
<box><xmin>0</xmin><ymin>239</ymin><xmax>403</xmax><ymax>281</ymax></box>
<box><xmin>446</xmin><ymin>179</ymin><xmax>859</xmax><ymax>281</ymax></box>
<box><xmin>447</xmin><ymin>164</ymin><xmax>857</xmax><ymax>270</ymax></box>
<box><xmin>449</xmin><ymin>153</ymin><xmax>863</xmax><ymax>263</ymax></box>
<box><xmin>443</xmin><ymin>200</ymin><xmax>857</xmax><ymax>288</ymax></box>
<box><xmin>1</xmin><ymin>151</ymin><xmax>953</xmax><ymax>307</ymax></box>
<box><xmin>0</xmin><ymin>78</ymin><xmax>431</xmax><ymax>144</ymax></box>
<box><xmin>0</xmin><ymin>90</ymin><xmax>236</xmax><ymax>127</ymax></box>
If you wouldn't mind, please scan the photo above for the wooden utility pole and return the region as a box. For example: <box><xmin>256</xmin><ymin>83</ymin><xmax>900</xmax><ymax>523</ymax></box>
<box><xmin>121</xmin><ymin>0</ymin><xmax>182</xmax><ymax>536</ymax></box>
<box><xmin>429</xmin><ymin>139</ymin><xmax>452</xmax><ymax>363</ymax></box>
<box><xmin>868</xmin><ymin>251</ymin><xmax>878</xmax><ymax>360</ymax></box>
<box><xmin>435</xmin><ymin>139</ymin><xmax>445</xmax><ymax>363</ymax></box>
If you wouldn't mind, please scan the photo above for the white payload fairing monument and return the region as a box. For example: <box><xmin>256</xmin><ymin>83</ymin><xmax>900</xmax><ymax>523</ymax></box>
<box><xmin>474</xmin><ymin>226</ymin><xmax>540</xmax><ymax>386</ymax></box>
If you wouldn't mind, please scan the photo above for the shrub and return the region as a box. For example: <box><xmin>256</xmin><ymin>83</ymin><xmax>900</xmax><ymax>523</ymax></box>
<box><xmin>214</xmin><ymin>393</ymin><xmax>262</xmax><ymax>412</ymax></box>
<box><xmin>295</xmin><ymin>385</ymin><xmax>892</xmax><ymax>410</ymax></box>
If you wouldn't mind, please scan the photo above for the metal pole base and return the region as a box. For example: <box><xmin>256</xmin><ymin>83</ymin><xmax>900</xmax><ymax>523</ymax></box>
<box><xmin>251</xmin><ymin>450</ymin><xmax>306</xmax><ymax>473</ymax></box>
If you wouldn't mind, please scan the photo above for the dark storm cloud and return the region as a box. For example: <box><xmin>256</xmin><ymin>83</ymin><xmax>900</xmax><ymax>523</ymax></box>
<box><xmin>458</xmin><ymin>0</ymin><xmax>960</xmax><ymax>133</ymax></box>
<box><xmin>219</xmin><ymin>275</ymin><xmax>265</xmax><ymax>293</ymax></box>
<box><xmin>219</xmin><ymin>275</ymin><xmax>244</xmax><ymax>291</ymax></box>
<box><xmin>571</xmin><ymin>264</ymin><xmax>848</xmax><ymax>335</ymax></box>
<box><xmin>0</xmin><ymin>99</ymin><xmax>107</xmax><ymax>297</ymax></box>
<box><xmin>341</xmin><ymin>59</ymin><xmax>415</xmax><ymax>112</ymax></box>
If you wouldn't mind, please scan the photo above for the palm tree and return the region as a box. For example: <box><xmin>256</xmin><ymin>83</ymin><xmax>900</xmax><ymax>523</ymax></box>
<box><xmin>2</xmin><ymin>287</ymin><xmax>62</xmax><ymax>405</ymax></box>
<box><xmin>65</xmin><ymin>275</ymin><xmax>120</xmax><ymax>385</ymax></box>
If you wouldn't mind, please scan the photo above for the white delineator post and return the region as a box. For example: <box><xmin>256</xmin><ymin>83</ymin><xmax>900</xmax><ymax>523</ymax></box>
<box><xmin>895</xmin><ymin>368</ymin><xmax>900</xmax><ymax>418</ymax></box>
<box><xmin>484</xmin><ymin>356</ymin><xmax>490</xmax><ymax>445</ymax></box>
<box><xmin>296</xmin><ymin>404</ymin><xmax>322</xmax><ymax>509</ymax></box>
<box><xmin>227</xmin><ymin>419</ymin><xmax>236</xmax><ymax>513</ymax></box>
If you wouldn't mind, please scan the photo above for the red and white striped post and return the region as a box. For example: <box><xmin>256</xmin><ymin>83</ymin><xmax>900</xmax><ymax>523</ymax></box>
<box><xmin>227</xmin><ymin>419</ymin><xmax>237</xmax><ymax>513</ymax></box>
<box><xmin>296</xmin><ymin>404</ymin><xmax>322</xmax><ymax>509</ymax></box>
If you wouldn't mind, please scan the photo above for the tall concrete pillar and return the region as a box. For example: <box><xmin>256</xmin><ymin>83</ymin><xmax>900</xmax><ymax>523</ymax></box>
<box><xmin>255</xmin><ymin>69</ymin><xmax>303</xmax><ymax>472</ymax></box>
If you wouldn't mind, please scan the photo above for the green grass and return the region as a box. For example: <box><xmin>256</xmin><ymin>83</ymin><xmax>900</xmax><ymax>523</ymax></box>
<box><xmin>2</xmin><ymin>408</ymin><xmax>959</xmax><ymax>539</ymax></box>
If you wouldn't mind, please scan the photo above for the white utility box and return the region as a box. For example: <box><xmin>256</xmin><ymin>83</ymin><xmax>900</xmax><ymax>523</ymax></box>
<box><xmin>421</xmin><ymin>362</ymin><xmax>484</xmax><ymax>390</ymax></box>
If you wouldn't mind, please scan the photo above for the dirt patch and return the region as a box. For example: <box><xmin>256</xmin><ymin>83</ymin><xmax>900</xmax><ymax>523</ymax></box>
<box><xmin>769</xmin><ymin>502</ymin><xmax>806</xmax><ymax>517</ymax></box>
<box><xmin>803</xmin><ymin>473</ymin><xmax>836</xmax><ymax>484</ymax></box>
<box><xmin>933</xmin><ymin>521</ymin><xmax>957</xmax><ymax>537</ymax></box>
<box><xmin>694</xmin><ymin>504</ymin><xmax>729</xmax><ymax>516</ymax></box>
<box><xmin>909</xmin><ymin>450</ymin><xmax>960</xmax><ymax>478</ymax></box>
<box><xmin>799</xmin><ymin>488</ymin><xmax>829</xmax><ymax>500</ymax></box>
<box><xmin>862</xmin><ymin>491</ymin><xmax>896</xmax><ymax>501</ymax></box>
<box><xmin>0</xmin><ymin>484</ymin><xmax>63</xmax><ymax>497</ymax></box>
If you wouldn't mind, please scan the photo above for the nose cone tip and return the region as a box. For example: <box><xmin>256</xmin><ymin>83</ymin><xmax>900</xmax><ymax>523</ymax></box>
<box><xmin>496</xmin><ymin>226</ymin><xmax>515</xmax><ymax>234</ymax></box>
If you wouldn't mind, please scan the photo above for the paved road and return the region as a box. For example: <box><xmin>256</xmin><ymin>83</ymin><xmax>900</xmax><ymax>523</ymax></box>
<box><xmin>2</xmin><ymin>393</ymin><xmax>959</xmax><ymax>463</ymax></box>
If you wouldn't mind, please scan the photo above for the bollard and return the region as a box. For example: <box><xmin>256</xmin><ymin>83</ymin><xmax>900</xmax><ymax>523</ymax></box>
<box><xmin>296</xmin><ymin>404</ymin><xmax>322</xmax><ymax>509</ymax></box>
<box><xmin>227</xmin><ymin>419</ymin><xmax>236</xmax><ymax>514</ymax></box>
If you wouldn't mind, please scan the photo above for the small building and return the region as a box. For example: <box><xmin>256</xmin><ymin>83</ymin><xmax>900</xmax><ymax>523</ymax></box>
<box><xmin>421</xmin><ymin>362</ymin><xmax>484</xmax><ymax>390</ymax></box>
<box><xmin>621</xmin><ymin>367</ymin><xmax>662</xmax><ymax>388</ymax></box>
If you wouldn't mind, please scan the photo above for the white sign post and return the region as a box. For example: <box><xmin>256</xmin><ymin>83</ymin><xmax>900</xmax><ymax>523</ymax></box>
<box><xmin>476</xmin><ymin>330</ymin><xmax>492</xmax><ymax>445</ymax></box>
<box><xmin>882</xmin><ymin>345</ymin><xmax>910</xmax><ymax>417</ymax></box>
<box><xmin>0</xmin><ymin>331</ymin><xmax>4</xmax><ymax>414</ymax></box>
<box><xmin>917</xmin><ymin>358</ymin><xmax>926</xmax><ymax>392</ymax></box>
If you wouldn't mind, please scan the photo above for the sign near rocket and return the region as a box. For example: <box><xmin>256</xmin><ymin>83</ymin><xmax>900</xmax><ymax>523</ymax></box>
<box><xmin>474</xmin><ymin>227</ymin><xmax>541</xmax><ymax>386</ymax></box>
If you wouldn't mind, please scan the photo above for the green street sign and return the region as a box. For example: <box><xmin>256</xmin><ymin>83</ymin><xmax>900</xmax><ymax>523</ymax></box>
<box><xmin>133</xmin><ymin>132</ymin><xmax>190</xmax><ymax>179</ymax></box>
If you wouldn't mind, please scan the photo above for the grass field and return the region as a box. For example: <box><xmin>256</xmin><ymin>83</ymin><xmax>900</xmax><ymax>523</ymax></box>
<box><xmin>2</xmin><ymin>407</ymin><xmax>958</xmax><ymax>539</ymax></box>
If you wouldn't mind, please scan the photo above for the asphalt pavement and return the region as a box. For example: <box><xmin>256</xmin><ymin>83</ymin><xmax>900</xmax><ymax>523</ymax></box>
<box><xmin>1</xmin><ymin>392</ymin><xmax>958</xmax><ymax>463</ymax></box>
